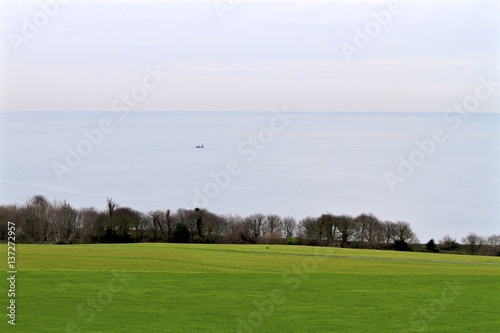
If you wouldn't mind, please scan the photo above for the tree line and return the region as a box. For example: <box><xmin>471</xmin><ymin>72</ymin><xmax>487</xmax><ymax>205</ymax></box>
<box><xmin>0</xmin><ymin>195</ymin><xmax>498</xmax><ymax>256</ymax></box>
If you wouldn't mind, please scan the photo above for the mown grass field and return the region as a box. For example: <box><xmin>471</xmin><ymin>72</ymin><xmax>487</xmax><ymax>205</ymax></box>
<box><xmin>2</xmin><ymin>244</ymin><xmax>500</xmax><ymax>332</ymax></box>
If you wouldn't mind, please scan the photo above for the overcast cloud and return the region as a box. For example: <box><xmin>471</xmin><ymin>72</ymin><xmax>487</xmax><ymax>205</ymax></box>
<box><xmin>0</xmin><ymin>0</ymin><xmax>499</xmax><ymax>112</ymax></box>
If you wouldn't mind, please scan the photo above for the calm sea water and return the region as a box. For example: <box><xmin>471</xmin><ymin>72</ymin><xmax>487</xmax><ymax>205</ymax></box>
<box><xmin>1</xmin><ymin>111</ymin><xmax>499</xmax><ymax>241</ymax></box>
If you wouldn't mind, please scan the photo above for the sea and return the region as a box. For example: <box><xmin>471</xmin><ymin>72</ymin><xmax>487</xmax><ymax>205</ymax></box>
<box><xmin>1</xmin><ymin>111</ymin><xmax>499</xmax><ymax>242</ymax></box>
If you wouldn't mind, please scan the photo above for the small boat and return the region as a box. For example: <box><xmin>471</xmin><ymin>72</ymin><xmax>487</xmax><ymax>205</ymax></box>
<box><xmin>195</xmin><ymin>144</ymin><xmax>204</xmax><ymax>148</ymax></box>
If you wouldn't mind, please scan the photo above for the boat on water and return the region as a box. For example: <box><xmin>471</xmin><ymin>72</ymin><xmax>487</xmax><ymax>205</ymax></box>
<box><xmin>195</xmin><ymin>144</ymin><xmax>204</xmax><ymax>148</ymax></box>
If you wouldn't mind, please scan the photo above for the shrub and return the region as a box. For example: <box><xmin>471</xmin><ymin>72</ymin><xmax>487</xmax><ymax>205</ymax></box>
<box><xmin>172</xmin><ymin>223</ymin><xmax>190</xmax><ymax>243</ymax></box>
<box><xmin>285</xmin><ymin>237</ymin><xmax>301</xmax><ymax>245</ymax></box>
<box><xmin>394</xmin><ymin>240</ymin><xmax>411</xmax><ymax>251</ymax></box>
<box><xmin>426</xmin><ymin>239</ymin><xmax>439</xmax><ymax>253</ymax></box>
<box><xmin>439</xmin><ymin>235</ymin><xmax>459</xmax><ymax>251</ymax></box>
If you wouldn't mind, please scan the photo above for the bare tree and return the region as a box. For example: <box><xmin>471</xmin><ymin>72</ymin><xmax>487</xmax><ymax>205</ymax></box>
<box><xmin>0</xmin><ymin>205</ymin><xmax>20</xmax><ymax>241</ymax></box>
<box><xmin>22</xmin><ymin>195</ymin><xmax>51</xmax><ymax>242</ymax></box>
<box><xmin>108</xmin><ymin>207</ymin><xmax>141</xmax><ymax>241</ymax></box>
<box><xmin>186</xmin><ymin>209</ymin><xmax>199</xmax><ymax>241</ymax></box>
<box><xmin>382</xmin><ymin>221</ymin><xmax>397</xmax><ymax>248</ymax></box>
<box><xmin>54</xmin><ymin>200</ymin><xmax>80</xmax><ymax>243</ymax></box>
<box><xmin>461</xmin><ymin>232</ymin><xmax>485</xmax><ymax>254</ymax></box>
<box><xmin>79</xmin><ymin>207</ymin><xmax>101</xmax><ymax>243</ymax></box>
<box><xmin>439</xmin><ymin>234</ymin><xmax>459</xmax><ymax>251</ymax></box>
<box><xmin>132</xmin><ymin>211</ymin><xmax>148</xmax><ymax>242</ymax></box>
<box><xmin>355</xmin><ymin>213</ymin><xmax>381</xmax><ymax>248</ymax></box>
<box><xmin>299</xmin><ymin>216</ymin><xmax>321</xmax><ymax>245</ymax></box>
<box><xmin>173</xmin><ymin>208</ymin><xmax>195</xmax><ymax>242</ymax></box>
<box><xmin>195</xmin><ymin>208</ymin><xmax>204</xmax><ymax>239</ymax></box>
<box><xmin>335</xmin><ymin>215</ymin><xmax>356</xmax><ymax>248</ymax></box>
<box><xmin>106</xmin><ymin>197</ymin><xmax>117</xmax><ymax>218</ymax></box>
<box><xmin>264</xmin><ymin>214</ymin><xmax>283</xmax><ymax>239</ymax></box>
<box><xmin>148</xmin><ymin>210</ymin><xmax>164</xmax><ymax>242</ymax></box>
<box><xmin>394</xmin><ymin>221</ymin><xmax>419</xmax><ymax>244</ymax></box>
<box><xmin>283</xmin><ymin>216</ymin><xmax>297</xmax><ymax>238</ymax></box>
<box><xmin>247</xmin><ymin>213</ymin><xmax>265</xmax><ymax>238</ymax></box>
<box><xmin>486</xmin><ymin>234</ymin><xmax>500</xmax><ymax>255</ymax></box>
<box><xmin>166</xmin><ymin>209</ymin><xmax>173</xmax><ymax>242</ymax></box>
<box><xmin>10</xmin><ymin>195</ymin><xmax>500</xmax><ymax>256</ymax></box>
<box><xmin>318</xmin><ymin>214</ymin><xmax>336</xmax><ymax>246</ymax></box>
<box><xmin>225</xmin><ymin>214</ymin><xmax>248</xmax><ymax>243</ymax></box>
<box><xmin>199</xmin><ymin>209</ymin><xmax>227</xmax><ymax>243</ymax></box>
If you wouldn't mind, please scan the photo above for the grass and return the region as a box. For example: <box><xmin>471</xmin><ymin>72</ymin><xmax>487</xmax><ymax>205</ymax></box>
<box><xmin>2</xmin><ymin>243</ymin><xmax>500</xmax><ymax>332</ymax></box>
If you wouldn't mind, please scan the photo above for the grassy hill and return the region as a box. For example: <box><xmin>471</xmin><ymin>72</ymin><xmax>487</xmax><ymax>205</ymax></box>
<box><xmin>4</xmin><ymin>244</ymin><xmax>500</xmax><ymax>332</ymax></box>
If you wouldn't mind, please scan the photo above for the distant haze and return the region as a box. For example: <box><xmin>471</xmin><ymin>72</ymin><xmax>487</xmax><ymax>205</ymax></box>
<box><xmin>1</xmin><ymin>112</ymin><xmax>499</xmax><ymax>242</ymax></box>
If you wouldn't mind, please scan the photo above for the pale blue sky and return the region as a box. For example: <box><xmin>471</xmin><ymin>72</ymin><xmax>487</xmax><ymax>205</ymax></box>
<box><xmin>1</xmin><ymin>1</ymin><xmax>499</xmax><ymax>240</ymax></box>
<box><xmin>1</xmin><ymin>0</ymin><xmax>499</xmax><ymax>112</ymax></box>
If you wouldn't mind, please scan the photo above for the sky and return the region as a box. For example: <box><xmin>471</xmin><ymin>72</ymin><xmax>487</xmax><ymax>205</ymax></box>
<box><xmin>0</xmin><ymin>0</ymin><xmax>499</xmax><ymax>112</ymax></box>
<box><xmin>0</xmin><ymin>0</ymin><xmax>499</xmax><ymax>242</ymax></box>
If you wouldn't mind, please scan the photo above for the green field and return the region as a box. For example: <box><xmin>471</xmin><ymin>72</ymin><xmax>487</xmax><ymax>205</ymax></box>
<box><xmin>3</xmin><ymin>244</ymin><xmax>500</xmax><ymax>332</ymax></box>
